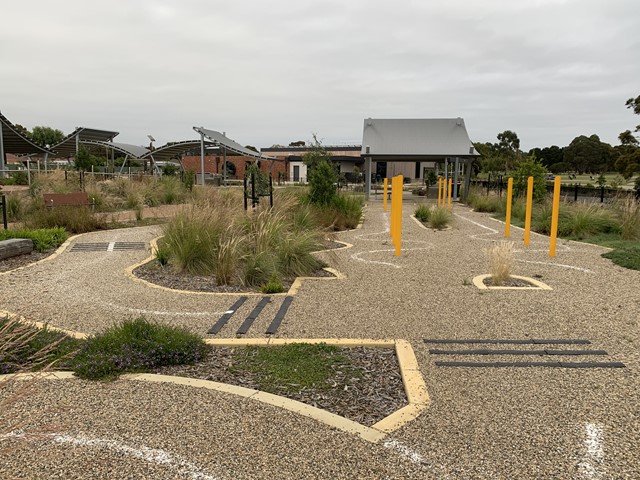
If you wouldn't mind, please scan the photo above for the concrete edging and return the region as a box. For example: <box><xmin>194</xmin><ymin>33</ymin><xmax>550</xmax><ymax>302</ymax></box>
<box><xmin>472</xmin><ymin>274</ymin><xmax>552</xmax><ymax>290</ymax></box>
<box><xmin>124</xmin><ymin>237</ymin><xmax>346</xmax><ymax>297</ymax></box>
<box><xmin>1</xmin><ymin>337</ymin><xmax>429</xmax><ymax>444</ymax></box>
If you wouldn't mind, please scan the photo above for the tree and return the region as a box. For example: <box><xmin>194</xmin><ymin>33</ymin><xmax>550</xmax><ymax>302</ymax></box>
<box><xmin>303</xmin><ymin>135</ymin><xmax>336</xmax><ymax>205</ymax></box>
<box><xmin>563</xmin><ymin>135</ymin><xmax>611</xmax><ymax>174</ymax></box>
<box><xmin>30</xmin><ymin>126</ymin><xmax>64</xmax><ymax>146</ymax></box>
<box><xmin>244</xmin><ymin>145</ymin><xmax>258</xmax><ymax>153</ymax></box>
<box><xmin>496</xmin><ymin>130</ymin><xmax>521</xmax><ymax>171</ymax></box>
<box><xmin>13</xmin><ymin>123</ymin><xmax>31</xmax><ymax>138</ymax></box>
<box><xmin>618</xmin><ymin>130</ymin><xmax>638</xmax><ymax>146</ymax></box>
<box><xmin>512</xmin><ymin>155</ymin><xmax>548</xmax><ymax>201</ymax></box>
<box><xmin>74</xmin><ymin>146</ymin><xmax>97</xmax><ymax>172</ymax></box>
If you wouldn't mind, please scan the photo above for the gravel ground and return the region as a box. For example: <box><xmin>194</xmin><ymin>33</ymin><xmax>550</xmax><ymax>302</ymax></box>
<box><xmin>1</xmin><ymin>195</ymin><xmax>639</xmax><ymax>478</ymax></box>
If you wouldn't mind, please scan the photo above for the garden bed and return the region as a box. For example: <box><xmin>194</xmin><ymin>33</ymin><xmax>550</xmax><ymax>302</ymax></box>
<box><xmin>157</xmin><ymin>344</ymin><xmax>407</xmax><ymax>427</ymax></box>
<box><xmin>0</xmin><ymin>250</ymin><xmax>52</xmax><ymax>273</ymax></box>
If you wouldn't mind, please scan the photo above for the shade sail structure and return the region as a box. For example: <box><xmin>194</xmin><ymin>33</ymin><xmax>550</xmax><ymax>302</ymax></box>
<box><xmin>142</xmin><ymin>140</ymin><xmax>215</xmax><ymax>164</ymax></box>
<box><xmin>0</xmin><ymin>111</ymin><xmax>54</xmax><ymax>167</ymax></box>
<box><xmin>193</xmin><ymin>127</ymin><xmax>277</xmax><ymax>160</ymax></box>
<box><xmin>50</xmin><ymin>127</ymin><xmax>120</xmax><ymax>157</ymax></box>
<box><xmin>82</xmin><ymin>140</ymin><xmax>149</xmax><ymax>159</ymax></box>
<box><xmin>361</xmin><ymin>118</ymin><xmax>479</xmax><ymax>160</ymax></box>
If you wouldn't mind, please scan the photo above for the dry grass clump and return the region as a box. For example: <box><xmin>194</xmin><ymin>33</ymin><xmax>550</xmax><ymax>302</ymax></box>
<box><xmin>486</xmin><ymin>241</ymin><xmax>515</xmax><ymax>285</ymax></box>
<box><xmin>161</xmin><ymin>190</ymin><xmax>323</xmax><ymax>288</ymax></box>
<box><xmin>618</xmin><ymin>196</ymin><xmax>640</xmax><ymax>240</ymax></box>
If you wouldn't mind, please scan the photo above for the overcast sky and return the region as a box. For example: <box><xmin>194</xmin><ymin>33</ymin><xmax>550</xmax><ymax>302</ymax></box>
<box><xmin>1</xmin><ymin>0</ymin><xmax>638</xmax><ymax>151</ymax></box>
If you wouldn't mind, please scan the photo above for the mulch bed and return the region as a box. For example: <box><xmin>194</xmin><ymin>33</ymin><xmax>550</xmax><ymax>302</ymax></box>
<box><xmin>483</xmin><ymin>277</ymin><xmax>536</xmax><ymax>287</ymax></box>
<box><xmin>157</xmin><ymin>345</ymin><xmax>407</xmax><ymax>427</ymax></box>
<box><xmin>133</xmin><ymin>261</ymin><xmax>336</xmax><ymax>294</ymax></box>
<box><xmin>0</xmin><ymin>251</ymin><xmax>52</xmax><ymax>273</ymax></box>
<box><xmin>133</xmin><ymin>238</ymin><xmax>343</xmax><ymax>294</ymax></box>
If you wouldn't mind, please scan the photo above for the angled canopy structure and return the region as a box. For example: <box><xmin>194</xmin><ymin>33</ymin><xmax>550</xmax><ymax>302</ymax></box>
<box><xmin>0</xmin><ymin>110</ymin><xmax>54</xmax><ymax>174</ymax></box>
<box><xmin>142</xmin><ymin>139</ymin><xmax>215</xmax><ymax>171</ymax></box>
<box><xmin>360</xmin><ymin>117</ymin><xmax>479</xmax><ymax>200</ymax></box>
<box><xmin>50</xmin><ymin>126</ymin><xmax>119</xmax><ymax>157</ymax></box>
<box><xmin>192</xmin><ymin>127</ymin><xmax>278</xmax><ymax>185</ymax></box>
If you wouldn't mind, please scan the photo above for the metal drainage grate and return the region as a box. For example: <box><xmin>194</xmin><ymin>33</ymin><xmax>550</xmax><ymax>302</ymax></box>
<box><xmin>70</xmin><ymin>242</ymin><xmax>146</xmax><ymax>253</ymax></box>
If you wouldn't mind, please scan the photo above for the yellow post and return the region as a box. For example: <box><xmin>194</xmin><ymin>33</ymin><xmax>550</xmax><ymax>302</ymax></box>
<box><xmin>524</xmin><ymin>176</ymin><xmax>534</xmax><ymax>247</ymax></box>
<box><xmin>383</xmin><ymin>178</ymin><xmax>388</xmax><ymax>212</ymax></box>
<box><xmin>505</xmin><ymin>177</ymin><xmax>513</xmax><ymax>238</ymax></box>
<box><xmin>447</xmin><ymin>178</ymin><xmax>453</xmax><ymax>209</ymax></box>
<box><xmin>437</xmin><ymin>177</ymin><xmax>442</xmax><ymax>207</ymax></box>
<box><xmin>549</xmin><ymin>175</ymin><xmax>562</xmax><ymax>257</ymax></box>
<box><xmin>390</xmin><ymin>176</ymin><xmax>396</xmax><ymax>243</ymax></box>
<box><xmin>394</xmin><ymin>175</ymin><xmax>402</xmax><ymax>256</ymax></box>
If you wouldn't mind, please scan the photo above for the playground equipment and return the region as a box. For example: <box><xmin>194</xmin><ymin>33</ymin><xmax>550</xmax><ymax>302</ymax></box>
<box><xmin>524</xmin><ymin>176</ymin><xmax>534</xmax><ymax>247</ymax></box>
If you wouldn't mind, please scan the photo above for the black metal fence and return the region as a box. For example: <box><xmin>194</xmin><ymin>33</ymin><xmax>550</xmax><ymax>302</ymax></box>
<box><xmin>470</xmin><ymin>179</ymin><xmax>636</xmax><ymax>204</ymax></box>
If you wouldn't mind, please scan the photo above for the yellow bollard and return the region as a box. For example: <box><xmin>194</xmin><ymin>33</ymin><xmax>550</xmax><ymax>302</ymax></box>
<box><xmin>437</xmin><ymin>177</ymin><xmax>442</xmax><ymax>207</ymax></box>
<box><xmin>524</xmin><ymin>176</ymin><xmax>534</xmax><ymax>247</ymax></box>
<box><xmin>383</xmin><ymin>178</ymin><xmax>388</xmax><ymax>212</ymax></box>
<box><xmin>394</xmin><ymin>175</ymin><xmax>402</xmax><ymax>256</ymax></box>
<box><xmin>505</xmin><ymin>177</ymin><xmax>513</xmax><ymax>238</ymax></box>
<box><xmin>549</xmin><ymin>175</ymin><xmax>562</xmax><ymax>257</ymax></box>
<box><xmin>447</xmin><ymin>178</ymin><xmax>453</xmax><ymax>209</ymax></box>
<box><xmin>390</xmin><ymin>176</ymin><xmax>396</xmax><ymax>244</ymax></box>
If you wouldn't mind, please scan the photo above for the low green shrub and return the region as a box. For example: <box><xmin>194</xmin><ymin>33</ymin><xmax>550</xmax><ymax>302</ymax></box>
<box><xmin>155</xmin><ymin>244</ymin><xmax>171</xmax><ymax>266</ymax></box>
<box><xmin>233</xmin><ymin>343</ymin><xmax>355</xmax><ymax>394</ymax></box>
<box><xmin>261</xmin><ymin>273</ymin><xmax>285</xmax><ymax>294</ymax></box>
<box><xmin>4</xmin><ymin>193</ymin><xmax>24</xmax><ymax>221</ymax></box>
<box><xmin>0</xmin><ymin>227</ymin><xmax>68</xmax><ymax>252</ymax></box>
<box><xmin>414</xmin><ymin>204</ymin><xmax>431</xmax><ymax>223</ymax></box>
<box><xmin>72</xmin><ymin>318</ymin><xmax>207</xmax><ymax>380</ymax></box>
<box><xmin>602</xmin><ymin>244</ymin><xmax>640</xmax><ymax>270</ymax></box>
<box><xmin>471</xmin><ymin>195</ymin><xmax>503</xmax><ymax>213</ymax></box>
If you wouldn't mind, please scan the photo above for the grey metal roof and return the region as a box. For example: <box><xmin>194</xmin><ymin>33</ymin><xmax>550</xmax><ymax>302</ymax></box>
<box><xmin>0</xmin><ymin>110</ymin><xmax>54</xmax><ymax>156</ymax></box>
<box><xmin>82</xmin><ymin>140</ymin><xmax>149</xmax><ymax>158</ymax></box>
<box><xmin>361</xmin><ymin>118</ymin><xmax>479</xmax><ymax>159</ymax></box>
<box><xmin>193</xmin><ymin>127</ymin><xmax>277</xmax><ymax>160</ymax></box>
<box><xmin>51</xmin><ymin>126</ymin><xmax>120</xmax><ymax>156</ymax></box>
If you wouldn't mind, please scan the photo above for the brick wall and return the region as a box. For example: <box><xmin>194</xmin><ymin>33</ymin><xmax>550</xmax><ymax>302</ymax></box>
<box><xmin>182</xmin><ymin>155</ymin><xmax>287</xmax><ymax>179</ymax></box>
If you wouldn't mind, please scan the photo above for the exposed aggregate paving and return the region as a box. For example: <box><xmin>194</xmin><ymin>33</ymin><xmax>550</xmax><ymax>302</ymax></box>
<box><xmin>1</xmin><ymin>196</ymin><xmax>639</xmax><ymax>478</ymax></box>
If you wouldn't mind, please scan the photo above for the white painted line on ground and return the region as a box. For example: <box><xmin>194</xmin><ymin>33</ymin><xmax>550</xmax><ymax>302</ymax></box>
<box><xmin>454</xmin><ymin>213</ymin><xmax>499</xmax><ymax>233</ymax></box>
<box><xmin>107</xmin><ymin>242</ymin><xmax>115</xmax><ymax>252</ymax></box>
<box><xmin>1</xmin><ymin>431</ymin><xmax>219</xmax><ymax>480</ymax></box>
<box><xmin>383</xmin><ymin>439</ymin><xmax>451</xmax><ymax>478</ymax></box>
<box><xmin>517</xmin><ymin>259</ymin><xmax>594</xmax><ymax>273</ymax></box>
<box><xmin>578</xmin><ymin>423</ymin><xmax>605</xmax><ymax>479</ymax></box>
<box><xmin>350</xmin><ymin>247</ymin><xmax>433</xmax><ymax>269</ymax></box>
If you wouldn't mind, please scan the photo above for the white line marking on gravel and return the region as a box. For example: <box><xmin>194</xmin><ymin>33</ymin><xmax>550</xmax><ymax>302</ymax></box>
<box><xmin>579</xmin><ymin>423</ymin><xmax>605</xmax><ymax>479</ymax></box>
<box><xmin>1</xmin><ymin>431</ymin><xmax>220</xmax><ymax>480</ymax></box>
<box><xmin>101</xmin><ymin>302</ymin><xmax>227</xmax><ymax>317</ymax></box>
<box><xmin>383</xmin><ymin>439</ymin><xmax>452</xmax><ymax>478</ymax></box>
<box><xmin>107</xmin><ymin>242</ymin><xmax>115</xmax><ymax>252</ymax></box>
<box><xmin>517</xmin><ymin>260</ymin><xmax>594</xmax><ymax>273</ymax></box>
<box><xmin>351</xmin><ymin>248</ymin><xmax>433</xmax><ymax>268</ymax></box>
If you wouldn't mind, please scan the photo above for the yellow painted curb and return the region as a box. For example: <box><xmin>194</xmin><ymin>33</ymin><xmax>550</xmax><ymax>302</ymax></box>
<box><xmin>0</xmin><ymin>233</ymin><xmax>82</xmax><ymax>276</ymax></box>
<box><xmin>125</xmin><ymin>237</ymin><xmax>345</xmax><ymax>297</ymax></box>
<box><xmin>0</xmin><ymin>310</ymin><xmax>88</xmax><ymax>339</ymax></box>
<box><xmin>0</xmin><ymin>338</ymin><xmax>428</xmax><ymax>444</ymax></box>
<box><xmin>472</xmin><ymin>274</ymin><xmax>552</xmax><ymax>290</ymax></box>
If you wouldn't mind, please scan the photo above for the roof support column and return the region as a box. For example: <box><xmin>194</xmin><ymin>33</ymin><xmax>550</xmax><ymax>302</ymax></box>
<box><xmin>44</xmin><ymin>152</ymin><xmax>48</xmax><ymax>173</ymax></box>
<box><xmin>365</xmin><ymin>146</ymin><xmax>371</xmax><ymax>201</ymax></box>
<box><xmin>0</xmin><ymin>121</ymin><xmax>5</xmax><ymax>177</ymax></box>
<box><xmin>223</xmin><ymin>146</ymin><xmax>227</xmax><ymax>187</ymax></box>
<box><xmin>462</xmin><ymin>158</ymin><xmax>473</xmax><ymax>201</ymax></box>
<box><xmin>200</xmin><ymin>131</ymin><xmax>205</xmax><ymax>186</ymax></box>
<box><xmin>453</xmin><ymin>157</ymin><xmax>460</xmax><ymax>200</ymax></box>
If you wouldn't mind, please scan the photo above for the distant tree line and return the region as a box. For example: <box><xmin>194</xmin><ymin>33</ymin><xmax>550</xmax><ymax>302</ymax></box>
<box><xmin>474</xmin><ymin>95</ymin><xmax>640</xmax><ymax>180</ymax></box>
